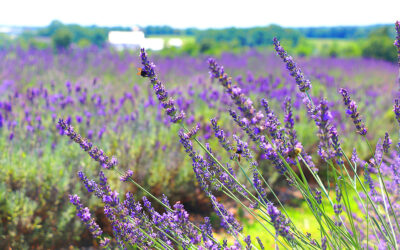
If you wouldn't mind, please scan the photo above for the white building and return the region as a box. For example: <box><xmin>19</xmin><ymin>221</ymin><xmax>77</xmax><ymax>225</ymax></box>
<box><xmin>108</xmin><ymin>29</ymin><xmax>145</xmax><ymax>50</ymax></box>
<box><xmin>108</xmin><ymin>27</ymin><xmax>184</xmax><ymax>51</ymax></box>
<box><xmin>108</xmin><ymin>27</ymin><xmax>166</xmax><ymax>51</ymax></box>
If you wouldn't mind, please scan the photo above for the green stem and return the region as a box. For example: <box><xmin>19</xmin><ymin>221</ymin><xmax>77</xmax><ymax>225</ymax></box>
<box><xmin>364</xmin><ymin>137</ymin><xmax>399</xmax><ymax>249</ymax></box>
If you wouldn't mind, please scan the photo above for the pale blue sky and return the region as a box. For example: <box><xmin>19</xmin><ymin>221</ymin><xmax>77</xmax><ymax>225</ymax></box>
<box><xmin>1</xmin><ymin>0</ymin><xmax>399</xmax><ymax>28</ymax></box>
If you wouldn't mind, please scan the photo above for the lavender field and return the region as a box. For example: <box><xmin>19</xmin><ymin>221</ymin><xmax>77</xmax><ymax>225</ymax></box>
<box><xmin>1</xmin><ymin>29</ymin><xmax>400</xmax><ymax>248</ymax></box>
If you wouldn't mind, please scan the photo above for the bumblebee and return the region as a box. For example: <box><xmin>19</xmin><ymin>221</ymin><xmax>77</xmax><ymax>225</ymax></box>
<box><xmin>288</xmin><ymin>147</ymin><xmax>302</xmax><ymax>158</ymax></box>
<box><xmin>236</xmin><ymin>148</ymin><xmax>243</xmax><ymax>162</ymax></box>
<box><xmin>137</xmin><ymin>67</ymin><xmax>150</xmax><ymax>77</ymax></box>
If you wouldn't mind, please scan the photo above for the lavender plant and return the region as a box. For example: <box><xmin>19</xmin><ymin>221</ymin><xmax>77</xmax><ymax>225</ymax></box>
<box><xmin>56</xmin><ymin>21</ymin><xmax>400</xmax><ymax>249</ymax></box>
<box><xmin>0</xmin><ymin>20</ymin><xmax>399</xmax><ymax>249</ymax></box>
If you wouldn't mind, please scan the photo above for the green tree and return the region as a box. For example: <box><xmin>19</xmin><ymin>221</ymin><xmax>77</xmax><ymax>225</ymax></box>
<box><xmin>362</xmin><ymin>27</ymin><xmax>397</xmax><ymax>62</ymax></box>
<box><xmin>52</xmin><ymin>28</ymin><xmax>73</xmax><ymax>50</ymax></box>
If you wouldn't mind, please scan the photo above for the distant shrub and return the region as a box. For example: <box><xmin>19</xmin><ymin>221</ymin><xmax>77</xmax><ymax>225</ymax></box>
<box><xmin>362</xmin><ymin>27</ymin><xmax>397</xmax><ymax>62</ymax></box>
<box><xmin>52</xmin><ymin>28</ymin><xmax>73</xmax><ymax>50</ymax></box>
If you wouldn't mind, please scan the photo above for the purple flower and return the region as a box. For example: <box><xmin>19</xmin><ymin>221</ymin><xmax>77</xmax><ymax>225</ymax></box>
<box><xmin>351</xmin><ymin>148</ymin><xmax>359</xmax><ymax>163</ymax></box>
<box><xmin>229</xmin><ymin>110</ymin><xmax>260</xmax><ymax>142</ymax></box>
<box><xmin>68</xmin><ymin>194</ymin><xmax>106</xmax><ymax>245</ymax></box>
<box><xmin>260</xmin><ymin>99</ymin><xmax>281</xmax><ymax>139</ymax></box>
<box><xmin>252</xmin><ymin>169</ymin><xmax>267</xmax><ymax>206</ymax></box>
<box><xmin>78</xmin><ymin>171</ymin><xmax>96</xmax><ymax>193</ymax></box>
<box><xmin>273</xmin><ymin>38</ymin><xmax>311</xmax><ymax>92</ymax></box>
<box><xmin>364</xmin><ymin>161</ymin><xmax>379</xmax><ymax>201</ymax></box>
<box><xmin>211</xmin><ymin>118</ymin><xmax>233</xmax><ymax>152</ymax></box>
<box><xmin>76</xmin><ymin>115</ymin><xmax>82</xmax><ymax>123</ymax></box>
<box><xmin>58</xmin><ymin>119</ymin><xmax>118</xmax><ymax>169</ymax></box>
<box><xmin>9</xmin><ymin>132</ymin><xmax>14</xmax><ymax>141</ymax></box>
<box><xmin>284</xmin><ymin>97</ymin><xmax>297</xmax><ymax>151</ymax></box>
<box><xmin>266</xmin><ymin>202</ymin><xmax>293</xmax><ymax>241</ymax></box>
<box><xmin>375</xmin><ymin>139</ymin><xmax>383</xmax><ymax>165</ymax></box>
<box><xmin>330</xmin><ymin>127</ymin><xmax>344</xmax><ymax>165</ymax></box>
<box><xmin>256</xmin><ymin>237</ymin><xmax>265</xmax><ymax>250</ymax></box>
<box><xmin>339</xmin><ymin>88</ymin><xmax>367</xmax><ymax>136</ymax></box>
<box><xmin>321</xmin><ymin>236</ymin><xmax>327</xmax><ymax>250</ymax></box>
<box><xmin>102</xmin><ymin>191</ymin><xmax>119</xmax><ymax>207</ymax></box>
<box><xmin>260</xmin><ymin>141</ymin><xmax>287</xmax><ymax>175</ymax></box>
<box><xmin>393</xmin><ymin>100</ymin><xmax>400</xmax><ymax>126</ymax></box>
<box><xmin>120</xmin><ymin>169</ymin><xmax>133</xmax><ymax>182</ymax></box>
<box><xmin>383</xmin><ymin>132</ymin><xmax>392</xmax><ymax>154</ymax></box>
<box><xmin>209</xmin><ymin>194</ymin><xmax>242</xmax><ymax>235</ymax></box>
<box><xmin>69</xmin><ymin>194</ymin><xmax>80</xmax><ymax>206</ymax></box>
<box><xmin>233</xmin><ymin>134</ymin><xmax>256</xmax><ymax>165</ymax></box>
<box><xmin>184</xmin><ymin>124</ymin><xmax>200</xmax><ymax>139</ymax></box>
<box><xmin>395</xmin><ymin>21</ymin><xmax>400</xmax><ymax>65</ymax></box>
<box><xmin>208</xmin><ymin>58</ymin><xmax>260</xmax><ymax>126</ymax></box>
<box><xmin>283</xmin><ymin>97</ymin><xmax>311</xmax><ymax>168</ymax></box>
<box><xmin>315</xmin><ymin>190</ymin><xmax>322</xmax><ymax>205</ymax></box>
<box><xmin>178</xmin><ymin>130</ymin><xmax>211</xmax><ymax>192</ymax></box>
<box><xmin>315</xmin><ymin>99</ymin><xmax>335</xmax><ymax>161</ymax></box>
<box><xmin>139</xmin><ymin>48</ymin><xmax>185</xmax><ymax>124</ymax></box>
<box><xmin>99</xmin><ymin>238</ymin><xmax>110</xmax><ymax>247</ymax></box>
<box><xmin>244</xmin><ymin>235</ymin><xmax>251</xmax><ymax>250</ymax></box>
<box><xmin>200</xmin><ymin>217</ymin><xmax>214</xmax><ymax>242</ymax></box>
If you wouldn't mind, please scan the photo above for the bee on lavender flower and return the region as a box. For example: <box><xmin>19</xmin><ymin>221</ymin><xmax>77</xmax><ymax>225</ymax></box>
<box><xmin>288</xmin><ymin>147</ymin><xmax>302</xmax><ymax>159</ymax></box>
<box><xmin>137</xmin><ymin>67</ymin><xmax>150</xmax><ymax>77</ymax></box>
<box><xmin>235</xmin><ymin>147</ymin><xmax>243</xmax><ymax>162</ymax></box>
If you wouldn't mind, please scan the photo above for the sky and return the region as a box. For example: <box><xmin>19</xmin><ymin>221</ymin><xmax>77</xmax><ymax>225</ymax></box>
<box><xmin>0</xmin><ymin>0</ymin><xmax>399</xmax><ymax>29</ymax></box>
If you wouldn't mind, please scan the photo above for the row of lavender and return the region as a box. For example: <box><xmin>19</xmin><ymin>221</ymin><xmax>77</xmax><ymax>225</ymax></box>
<box><xmin>0</xmin><ymin>26</ymin><xmax>399</xmax><ymax>247</ymax></box>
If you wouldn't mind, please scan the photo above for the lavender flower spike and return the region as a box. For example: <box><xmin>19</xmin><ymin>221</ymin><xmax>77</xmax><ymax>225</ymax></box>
<box><xmin>120</xmin><ymin>169</ymin><xmax>134</xmax><ymax>182</ymax></box>
<box><xmin>394</xmin><ymin>21</ymin><xmax>400</xmax><ymax>66</ymax></box>
<box><xmin>211</xmin><ymin>118</ymin><xmax>233</xmax><ymax>152</ymax></box>
<box><xmin>316</xmin><ymin>99</ymin><xmax>335</xmax><ymax>160</ymax></box>
<box><xmin>383</xmin><ymin>132</ymin><xmax>392</xmax><ymax>154</ymax></box>
<box><xmin>339</xmin><ymin>88</ymin><xmax>368</xmax><ymax>136</ymax></box>
<box><xmin>69</xmin><ymin>194</ymin><xmax>109</xmax><ymax>246</ymax></box>
<box><xmin>393</xmin><ymin>99</ymin><xmax>400</xmax><ymax>126</ymax></box>
<box><xmin>58</xmin><ymin>119</ymin><xmax>118</xmax><ymax>169</ymax></box>
<box><xmin>139</xmin><ymin>48</ymin><xmax>185</xmax><ymax>124</ymax></box>
<box><xmin>208</xmin><ymin>58</ymin><xmax>259</xmax><ymax>125</ymax></box>
<box><xmin>266</xmin><ymin>202</ymin><xmax>293</xmax><ymax>242</ymax></box>
<box><xmin>273</xmin><ymin>37</ymin><xmax>311</xmax><ymax>92</ymax></box>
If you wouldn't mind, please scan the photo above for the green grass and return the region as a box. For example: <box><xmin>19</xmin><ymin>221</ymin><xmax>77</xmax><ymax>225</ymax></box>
<box><xmin>214</xmin><ymin>187</ymin><xmax>363</xmax><ymax>248</ymax></box>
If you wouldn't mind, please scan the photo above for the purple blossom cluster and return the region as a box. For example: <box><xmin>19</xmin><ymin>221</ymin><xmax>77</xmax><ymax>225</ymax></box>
<box><xmin>395</xmin><ymin>21</ymin><xmax>400</xmax><ymax>66</ymax></box>
<box><xmin>58</xmin><ymin>118</ymin><xmax>118</xmax><ymax>169</ymax></box>
<box><xmin>69</xmin><ymin>194</ymin><xmax>110</xmax><ymax>247</ymax></box>
<box><xmin>71</xmin><ymin>170</ymin><xmax>211</xmax><ymax>248</ymax></box>
<box><xmin>177</xmin><ymin>129</ymin><xmax>245</xmax><ymax>234</ymax></box>
<box><xmin>139</xmin><ymin>48</ymin><xmax>185</xmax><ymax>123</ymax></box>
<box><xmin>339</xmin><ymin>88</ymin><xmax>368</xmax><ymax>136</ymax></box>
<box><xmin>211</xmin><ymin>118</ymin><xmax>233</xmax><ymax>153</ymax></box>
<box><xmin>260</xmin><ymin>98</ymin><xmax>281</xmax><ymax>139</ymax></box>
<box><xmin>394</xmin><ymin>99</ymin><xmax>400</xmax><ymax>126</ymax></box>
<box><xmin>208</xmin><ymin>58</ymin><xmax>264</xmax><ymax>129</ymax></box>
<box><xmin>120</xmin><ymin>169</ymin><xmax>134</xmax><ymax>182</ymax></box>
<box><xmin>273</xmin><ymin>38</ymin><xmax>311</xmax><ymax>92</ymax></box>
<box><xmin>314</xmin><ymin>99</ymin><xmax>335</xmax><ymax>160</ymax></box>
<box><xmin>266</xmin><ymin>202</ymin><xmax>293</xmax><ymax>242</ymax></box>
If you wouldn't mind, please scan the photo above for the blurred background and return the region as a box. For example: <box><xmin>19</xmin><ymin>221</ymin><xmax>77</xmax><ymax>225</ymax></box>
<box><xmin>1</xmin><ymin>0</ymin><xmax>399</xmax><ymax>59</ymax></box>
<box><xmin>1</xmin><ymin>0</ymin><xmax>399</xmax><ymax>248</ymax></box>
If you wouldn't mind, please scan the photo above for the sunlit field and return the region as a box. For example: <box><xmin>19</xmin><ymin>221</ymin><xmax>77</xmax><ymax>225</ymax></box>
<box><xmin>1</xmin><ymin>30</ymin><xmax>400</xmax><ymax>248</ymax></box>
